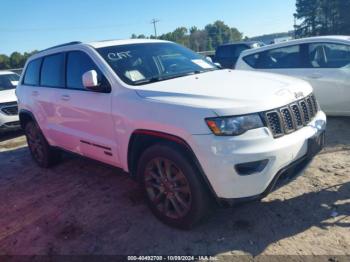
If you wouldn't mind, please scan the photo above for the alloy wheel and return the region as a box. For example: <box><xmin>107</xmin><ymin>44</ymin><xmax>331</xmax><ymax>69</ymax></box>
<box><xmin>26</xmin><ymin>124</ymin><xmax>45</xmax><ymax>163</ymax></box>
<box><xmin>144</xmin><ymin>157</ymin><xmax>192</xmax><ymax>219</ymax></box>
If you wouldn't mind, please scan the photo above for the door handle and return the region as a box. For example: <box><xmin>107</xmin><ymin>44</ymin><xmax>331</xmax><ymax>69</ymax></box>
<box><xmin>32</xmin><ymin>91</ymin><xmax>39</xmax><ymax>96</ymax></box>
<box><xmin>309</xmin><ymin>73</ymin><xmax>322</xmax><ymax>79</ymax></box>
<box><xmin>61</xmin><ymin>95</ymin><xmax>71</xmax><ymax>101</ymax></box>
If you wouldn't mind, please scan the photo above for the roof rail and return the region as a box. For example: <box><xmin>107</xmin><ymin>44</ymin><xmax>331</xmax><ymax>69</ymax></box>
<box><xmin>40</xmin><ymin>41</ymin><xmax>82</xmax><ymax>52</ymax></box>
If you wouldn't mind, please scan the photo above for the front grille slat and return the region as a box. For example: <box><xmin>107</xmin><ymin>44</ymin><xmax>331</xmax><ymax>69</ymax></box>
<box><xmin>265</xmin><ymin>93</ymin><xmax>318</xmax><ymax>138</ymax></box>
<box><xmin>290</xmin><ymin>104</ymin><xmax>303</xmax><ymax>128</ymax></box>
<box><xmin>265</xmin><ymin>111</ymin><xmax>284</xmax><ymax>137</ymax></box>
<box><xmin>299</xmin><ymin>100</ymin><xmax>310</xmax><ymax>123</ymax></box>
<box><xmin>280</xmin><ymin>107</ymin><xmax>295</xmax><ymax>133</ymax></box>
<box><xmin>1</xmin><ymin>105</ymin><xmax>18</xmax><ymax>116</ymax></box>
<box><xmin>0</xmin><ymin>102</ymin><xmax>18</xmax><ymax>116</ymax></box>
<box><xmin>310</xmin><ymin>94</ymin><xmax>318</xmax><ymax>113</ymax></box>
<box><xmin>306</xmin><ymin>97</ymin><xmax>315</xmax><ymax>118</ymax></box>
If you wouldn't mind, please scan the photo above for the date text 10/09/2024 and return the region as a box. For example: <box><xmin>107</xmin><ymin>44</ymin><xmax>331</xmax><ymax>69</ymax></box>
<box><xmin>127</xmin><ymin>256</ymin><xmax>218</xmax><ymax>261</ymax></box>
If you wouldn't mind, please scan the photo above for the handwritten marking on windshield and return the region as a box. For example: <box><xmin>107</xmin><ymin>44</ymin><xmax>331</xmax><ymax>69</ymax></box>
<box><xmin>108</xmin><ymin>51</ymin><xmax>132</xmax><ymax>61</ymax></box>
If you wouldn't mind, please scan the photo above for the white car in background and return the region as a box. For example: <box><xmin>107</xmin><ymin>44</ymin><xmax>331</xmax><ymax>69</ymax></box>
<box><xmin>0</xmin><ymin>71</ymin><xmax>20</xmax><ymax>132</ymax></box>
<box><xmin>236</xmin><ymin>36</ymin><xmax>350</xmax><ymax>116</ymax></box>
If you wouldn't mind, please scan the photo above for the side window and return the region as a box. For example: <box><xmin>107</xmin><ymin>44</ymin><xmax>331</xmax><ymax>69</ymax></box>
<box><xmin>308</xmin><ymin>43</ymin><xmax>350</xmax><ymax>68</ymax></box>
<box><xmin>243</xmin><ymin>53</ymin><xmax>260</xmax><ymax>68</ymax></box>
<box><xmin>23</xmin><ymin>58</ymin><xmax>42</xmax><ymax>86</ymax></box>
<box><xmin>244</xmin><ymin>45</ymin><xmax>302</xmax><ymax>69</ymax></box>
<box><xmin>66</xmin><ymin>51</ymin><xmax>100</xmax><ymax>90</ymax></box>
<box><xmin>40</xmin><ymin>53</ymin><xmax>65</xmax><ymax>88</ymax></box>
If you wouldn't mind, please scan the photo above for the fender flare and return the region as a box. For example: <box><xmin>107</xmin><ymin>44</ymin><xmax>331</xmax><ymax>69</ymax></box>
<box><xmin>128</xmin><ymin>129</ymin><xmax>218</xmax><ymax>199</ymax></box>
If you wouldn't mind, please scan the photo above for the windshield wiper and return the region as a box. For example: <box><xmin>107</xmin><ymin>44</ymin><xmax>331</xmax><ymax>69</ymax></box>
<box><xmin>134</xmin><ymin>77</ymin><xmax>163</xmax><ymax>85</ymax></box>
<box><xmin>133</xmin><ymin>69</ymin><xmax>217</xmax><ymax>85</ymax></box>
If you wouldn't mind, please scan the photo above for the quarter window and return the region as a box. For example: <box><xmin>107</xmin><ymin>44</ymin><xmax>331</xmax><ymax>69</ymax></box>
<box><xmin>40</xmin><ymin>53</ymin><xmax>65</xmax><ymax>88</ymax></box>
<box><xmin>66</xmin><ymin>51</ymin><xmax>100</xmax><ymax>90</ymax></box>
<box><xmin>308</xmin><ymin>43</ymin><xmax>350</xmax><ymax>68</ymax></box>
<box><xmin>23</xmin><ymin>58</ymin><xmax>42</xmax><ymax>86</ymax></box>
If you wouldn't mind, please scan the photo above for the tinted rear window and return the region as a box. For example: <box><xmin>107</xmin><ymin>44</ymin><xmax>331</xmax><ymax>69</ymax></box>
<box><xmin>23</xmin><ymin>58</ymin><xmax>42</xmax><ymax>86</ymax></box>
<box><xmin>40</xmin><ymin>53</ymin><xmax>65</xmax><ymax>87</ymax></box>
<box><xmin>216</xmin><ymin>45</ymin><xmax>248</xmax><ymax>58</ymax></box>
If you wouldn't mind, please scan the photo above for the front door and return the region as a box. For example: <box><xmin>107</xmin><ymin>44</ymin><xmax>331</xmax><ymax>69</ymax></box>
<box><xmin>54</xmin><ymin>51</ymin><xmax>118</xmax><ymax>166</ymax></box>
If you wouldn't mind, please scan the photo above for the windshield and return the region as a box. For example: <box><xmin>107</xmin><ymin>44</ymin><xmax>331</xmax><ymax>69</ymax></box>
<box><xmin>0</xmin><ymin>73</ymin><xmax>20</xmax><ymax>91</ymax></box>
<box><xmin>97</xmin><ymin>42</ymin><xmax>218</xmax><ymax>85</ymax></box>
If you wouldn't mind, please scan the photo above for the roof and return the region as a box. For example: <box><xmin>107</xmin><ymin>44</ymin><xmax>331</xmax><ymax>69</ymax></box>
<box><xmin>87</xmin><ymin>38</ymin><xmax>170</xmax><ymax>49</ymax></box>
<box><xmin>28</xmin><ymin>38</ymin><xmax>171</xmax><ymax>61</ymax></box>
<box><xmin>0</xmin><ymin>70</ymin><xmax>16</xmax><ymax>75</ymax></box>
<box><xmin>218</xmin><ymin>41</ymin><xmax>262</xmax><ymax>47</ymax></box>
<box><xmin>240</xmin><ymin>35</ymin><xmax>350</xmax><ymax>56</ymax></box>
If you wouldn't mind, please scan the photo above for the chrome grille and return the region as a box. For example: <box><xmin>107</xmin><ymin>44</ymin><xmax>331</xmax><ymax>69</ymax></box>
<box><xmin>264</xmin><ymin>93</ymin><xmax>319</xmax><ymax>138</ymax></box>
<box><xmin>306</xmin><ymin>97</ymin><xmax>314</xmax><ymax>118</ymax></box>
<box><xmin>280</xmin><ymin>107</ymin><xmax>294</xmax><ymax>133</ymax></box>
<box><xmin>290</xmin><ymin>103</ymin><xmax>303</xmax><ymax>128</ymax></box>
<box><xmin>310</xmin><ymin>94</ymin><xmax>318</xmax><ymax>113</ymax></box>
<box><xmin>299</xmin><ymin>100</ymin><xmax>310</xmax><ymax>123</ymax></box>
<box><xmin>266</xmin><ymin>111</ymin><xmax>284</xmax><ymax>137</ymax></box>
<box><xmin>0</xmin><ymin>102</ymin><xmax>18</xmax><ymax>116</ymax></box>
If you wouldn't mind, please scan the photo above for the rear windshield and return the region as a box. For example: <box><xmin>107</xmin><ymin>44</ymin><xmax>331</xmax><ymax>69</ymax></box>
<box><xmin>96</xmin><ymin>42</ymin><xmax>218</xmax><ymax>85</ymax></box>
<box><xmin>216</xmin><ymin>45</ymin><xmax>249</xmax><ymax>58</ymax></box>
<box><xmin>0</xmin><ymin>73</ymin><xmax>20</xmax><ymax>91</ymax></box>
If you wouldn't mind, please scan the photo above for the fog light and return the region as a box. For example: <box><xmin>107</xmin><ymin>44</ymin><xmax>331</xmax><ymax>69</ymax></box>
<box><xmin>235</xmin><ymin>159</ymin><xmax>269</xmax><ymax>176</ymax></box>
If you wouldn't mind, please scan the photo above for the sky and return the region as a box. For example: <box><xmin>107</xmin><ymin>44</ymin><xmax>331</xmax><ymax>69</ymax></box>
<box><xmin>0</xmin><ymin>0</ymin><xmax>296</xmax><ymax>55</ymax></box>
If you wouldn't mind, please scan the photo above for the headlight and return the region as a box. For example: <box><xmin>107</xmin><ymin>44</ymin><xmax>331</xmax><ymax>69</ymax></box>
<box><xmin>205</xmin><ymin>114</ymin><xmax>264</xmax><ymax>136</ymax></box>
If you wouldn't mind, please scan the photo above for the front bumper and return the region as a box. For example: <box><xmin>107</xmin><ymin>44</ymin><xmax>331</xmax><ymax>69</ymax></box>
<box><xmin>189</xmin><ymin>111</ymin><xmax>326</xmax><ymax>200</ymax></box>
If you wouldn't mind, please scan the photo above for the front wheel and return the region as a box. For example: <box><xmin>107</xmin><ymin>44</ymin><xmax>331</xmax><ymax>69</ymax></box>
<box><xmin>137</xmin><ymin>144</ymin><xmax>212</xmax><ymax>229</ymax></box>
<box><xmin>25</xmin><ymin>121</ymin><xmax>61</xmax><ymax>168</ymax></box>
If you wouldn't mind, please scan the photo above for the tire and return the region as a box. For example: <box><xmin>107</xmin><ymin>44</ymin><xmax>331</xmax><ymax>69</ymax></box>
<box><xmin>137</xmin><ymin>143</ymin><xmax>213</xmax><ymax>229</ymax></box>
<box><xmin>24</xmin><ymin>121</ymin><xmax>61</xmax><ymax>168</ymax></box>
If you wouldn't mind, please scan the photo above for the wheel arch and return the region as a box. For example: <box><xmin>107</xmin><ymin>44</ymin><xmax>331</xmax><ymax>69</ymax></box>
<box><xmin>127</xmin><ymin>129</ymin><xmax>218</xmax><ymax>199</ymax></box>
<box><xmin>19</xmin><ymin>109</ymin><xmax>37</xmax><ymax>129</ymax></box>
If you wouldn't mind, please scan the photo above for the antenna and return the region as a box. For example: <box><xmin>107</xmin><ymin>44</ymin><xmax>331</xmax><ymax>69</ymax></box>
<box><xmin>151</xmin><ymin>18</ymin><xmax>160</xmax><ymax>38</ymax></box>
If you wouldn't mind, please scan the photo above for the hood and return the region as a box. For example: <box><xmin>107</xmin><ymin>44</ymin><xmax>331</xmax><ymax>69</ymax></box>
<box><xmin>0</xmin><ymin>89</ymin><xmax>17</xmax><ymax>104</ymax></box>
<box><xmin>135</xmin><ymin>69</ymin><xmax>313</xmax><ymax>116</ymax></box>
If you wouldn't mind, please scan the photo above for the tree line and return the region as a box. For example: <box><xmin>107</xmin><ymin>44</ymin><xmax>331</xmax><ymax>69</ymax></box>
<box><xmin>132</xmin><ymin>20</ymin><xmax>243</xmax><ymax>52</ymax></box>
<box><xmin>0</xmin><ymin>51</ymin><xmax>38</xmax><ymax>71</ymax></box>
<box><xmin>2</xmin><ymin>0</ymin><xmax>350</xmax><ymax>70</ymax></box>
<box><xmin>294</xmin><ymin>0</ymin><xmax>350</xmax><ymax>37</ymax></box>
<box><xmin>0</xmin><ymin>20</ymin><xmax>242</xmax><ymax>70</ymax></box>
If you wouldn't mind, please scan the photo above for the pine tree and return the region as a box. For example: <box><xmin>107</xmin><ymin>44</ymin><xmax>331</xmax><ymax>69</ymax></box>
<box><xmin>295</xmin><ymin>0</ymin><xmax>350</xmax><ymax>37</ymax></box>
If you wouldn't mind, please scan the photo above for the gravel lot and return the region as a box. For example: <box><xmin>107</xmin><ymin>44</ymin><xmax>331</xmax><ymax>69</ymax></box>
<box><xmin>0</xmin><ymin>117</ymin><xmax>349</xmax><ymax>257</ymax></box>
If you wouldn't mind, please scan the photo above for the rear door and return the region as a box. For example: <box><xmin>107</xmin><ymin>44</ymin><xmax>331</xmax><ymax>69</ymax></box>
<box><xmin>241</xmin><ymin>43</ymin><xmax>350</xmax><ymax>115</ymax></box>
<box><xmin>53</xmin><ymin>51</ymin><xmax>118</xmax><ymax>165</ymax></box>
<box><xmin>38</xmin><ymin>53</ymin><xmax>69</xmax><ymax>146</ymax></box>
<box><xmin>20</xmin><ymin>55</ymin><xmax>62</xmax><ymax>144</ymax></box>
<box><xmin>301</xmin><ymin>42</ymin><xmax>350</xmax><ymax>115</ymax></box>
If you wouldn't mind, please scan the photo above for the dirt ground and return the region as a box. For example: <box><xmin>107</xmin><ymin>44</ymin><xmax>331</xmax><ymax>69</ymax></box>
<box><xmin>0</xmin><ymin>118</ymin><xmax>349</xmax><ymax>258</ymax></box>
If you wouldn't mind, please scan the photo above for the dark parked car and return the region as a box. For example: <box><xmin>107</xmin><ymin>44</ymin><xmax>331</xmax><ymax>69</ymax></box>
<box><xmin>213</xmin><ymin>41</ymin><xmax>264</xmax><ymax>69</ymax></box>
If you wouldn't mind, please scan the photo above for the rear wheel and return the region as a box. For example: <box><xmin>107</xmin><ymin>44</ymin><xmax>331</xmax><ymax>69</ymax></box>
<box><xmin>25</xmin><ymin>121</ymin><xmax>61</xmax><ymax>168</ymax></box>
<box><xmin>138</xmin><ymin>143</ymin><xmax>212</xmax><ymax>229</ymax></box>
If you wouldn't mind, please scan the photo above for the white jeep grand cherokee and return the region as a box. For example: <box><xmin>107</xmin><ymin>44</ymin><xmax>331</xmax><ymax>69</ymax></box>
<box><xmin>16</xmin><ymin>39</ymin><xmax>326</xmax><ymax>228</ymax></box>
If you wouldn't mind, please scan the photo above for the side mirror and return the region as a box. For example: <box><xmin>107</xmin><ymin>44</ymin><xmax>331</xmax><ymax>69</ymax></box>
<box><xmin>82</xmin><ymin>70</ymin><xmax>99</xmax><ymax>90</ymax></box>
